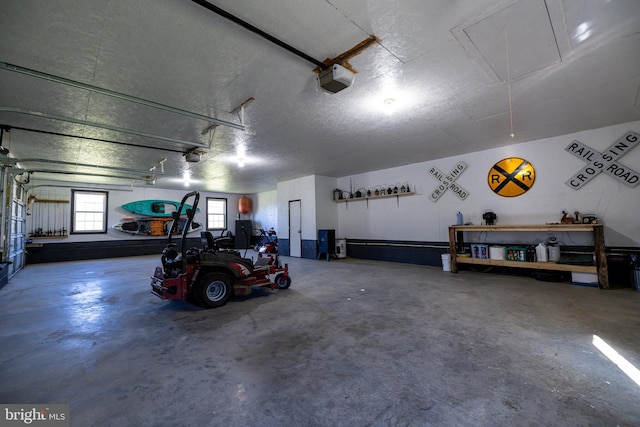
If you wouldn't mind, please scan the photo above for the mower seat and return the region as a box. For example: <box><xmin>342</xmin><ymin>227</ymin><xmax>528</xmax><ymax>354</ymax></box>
<box><xmin>201</xmin><ymin>231</ymin><xmax>215</xmax><ymax>251</ymax></box>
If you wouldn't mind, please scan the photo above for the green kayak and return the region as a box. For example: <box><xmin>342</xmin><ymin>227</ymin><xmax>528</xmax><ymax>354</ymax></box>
<box><xmin>121</xmin><ymin>199</ymin><xmax>200</xmax><ymax>218</ymax></box>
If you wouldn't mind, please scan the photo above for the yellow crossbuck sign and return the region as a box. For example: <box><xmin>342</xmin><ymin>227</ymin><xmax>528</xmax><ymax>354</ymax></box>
<box><xmin>488</xmin><ymin>157</ymin><xmax>536</xmax><ymax>197</ymax></box>
<box><xmin>565</xmin><ymin>131</ymin><xmax>639</xmax><ymax>190</ymax></box>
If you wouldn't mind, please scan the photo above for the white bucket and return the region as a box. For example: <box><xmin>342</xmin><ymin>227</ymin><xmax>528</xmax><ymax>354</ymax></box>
<box><xmin>441</xmin><ymin>253</ymin><xmax>451</xmax><ymax>272</ymax></box>
<box><xmin>336</xmin><ymin>238</ymin><xmax>347</xmax><ymax>258</ymax></box>
<box><xmin>489</xmin><ymin>246</ymin><xmax>505</xmax><ymax>260</ymax></box>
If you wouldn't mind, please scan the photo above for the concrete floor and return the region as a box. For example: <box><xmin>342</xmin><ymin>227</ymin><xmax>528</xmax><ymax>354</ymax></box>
<box><xmin>1</xmin><ymin>254</ymin><xmax>639</xmax><ymax>426</ymax></box>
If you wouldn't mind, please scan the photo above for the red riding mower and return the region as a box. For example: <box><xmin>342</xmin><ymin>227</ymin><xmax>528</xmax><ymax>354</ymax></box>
<box><xmin>150</xmin><ymin>191</ymin><xmax>291</xmax><ymax>308</ymax></box>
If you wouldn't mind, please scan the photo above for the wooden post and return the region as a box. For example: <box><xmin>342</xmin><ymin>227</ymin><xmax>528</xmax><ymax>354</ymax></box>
<box><xmin>448</xmin><ymin>226</ymin><xmax>458</xmax><ymax>273</ymax></box>
<box><xmin>593</xmin><ymin>225</ymin><xmax>609</xmax><ymax>289</ymax></box>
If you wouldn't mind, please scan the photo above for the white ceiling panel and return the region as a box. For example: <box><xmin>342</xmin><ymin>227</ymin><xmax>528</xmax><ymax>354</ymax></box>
<box><xmin>0</xmin><ymin>0</ymin><xmax>638</xmax><ymax>193</ymax></box>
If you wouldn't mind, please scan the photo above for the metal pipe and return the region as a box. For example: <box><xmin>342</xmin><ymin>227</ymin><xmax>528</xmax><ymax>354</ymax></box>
<box><xmin>0</xmin><ymin>124</ymin><xmax>184</xmax><ymax>154</ymax></box>
<box><xmin>27</xmin><ymin>184</ymin><xmax>133</xmax><ymax>192</ymax></box>
<box><xmin>0</xmin><ymin>107</ymin><xmax>209</xmax><ymax>149</ymax></box>
<box><xmin>189</xmin><ymin>0</ymin><xmax>327</xmax><ymax>70</ymax></box>
<box><xmin>0</xmin><ymin>61</ymin><xmax>245</xmax><ymax>131</ymax></box>
<box><xmin>27</xmin><ymin>169</ymin><xmax>141</xmax><ymax>181</ymax></box>
<box><xmin>12</xmin><ymin>158</ymin><xmax>164</xmax><ymax>175</ymax></box>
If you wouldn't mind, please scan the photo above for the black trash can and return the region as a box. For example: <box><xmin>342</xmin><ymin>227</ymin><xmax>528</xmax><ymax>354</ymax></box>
<box><xmin>607</xmin><ymin>254</ymin><xmax>631</xmax><ymax>289</ymax></box>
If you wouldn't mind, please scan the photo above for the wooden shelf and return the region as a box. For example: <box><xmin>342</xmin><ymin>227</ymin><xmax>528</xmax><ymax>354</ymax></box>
<box><xmin>335</xmin><ymin>192</ymin><xmax>414</xmax><ymax>207</ymax></box>
<box><xmin>448</xmin><ymin>223</ymin><xmax>608</xmax><ymax>289</ymax></box>
<box><xmin>451</xmin><ymin>223</ymin><xmax>598</xmax><ymax>232</ymax></box>
<box><xmin>455</xmin><ymin>256</ymin><xmax>597</xmax><ymax>274</ymax></box>
<box><xmin>33</xmin><ymin>199</ymin><xmax>70</xmax><ymax>203</ymax></box>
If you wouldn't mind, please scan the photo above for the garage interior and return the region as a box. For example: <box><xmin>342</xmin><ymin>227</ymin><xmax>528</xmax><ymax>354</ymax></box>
<box><xmin>1</xmin><ymin>1</ymin><xmax>639</xmax><ymax>426</ymax></box>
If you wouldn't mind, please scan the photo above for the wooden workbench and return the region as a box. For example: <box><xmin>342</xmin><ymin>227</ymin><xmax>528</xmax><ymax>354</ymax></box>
<box><xmin>448</xmin><ymin>224</ymin><xmax>609</xmax><ymax>289</ymax></box>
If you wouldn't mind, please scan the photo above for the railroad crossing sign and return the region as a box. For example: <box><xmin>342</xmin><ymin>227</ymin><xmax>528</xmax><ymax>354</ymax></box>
<box><xmin>488</xmin><ymin>157</ymin><xmax>536</xmax><ymax>197</ymax></box>
<box><xmin>565</xmin><ymin>131</ymin><xmax>639</xmax><ymax>190</ymax></box>
<box><xmin>428</xmin><ymin>161</ymin><xmax>469</xmax><ymax>202</ymax></box>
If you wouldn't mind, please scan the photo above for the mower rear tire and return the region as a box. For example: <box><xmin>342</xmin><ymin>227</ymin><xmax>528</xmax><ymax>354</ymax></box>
<box><xmin>194</xmin><ymin>272</ymin><xmax>232</xmax><ymax>308</ymax></box>
<box><xmin>274</xmin><ymin>273</ymin><xmax>291</xmax><ymax>289</ymax></box>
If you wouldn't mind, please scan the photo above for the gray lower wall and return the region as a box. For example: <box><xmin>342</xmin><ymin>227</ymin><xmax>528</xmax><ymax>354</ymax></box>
<box><xmin>23</xmin><ymin>238</ymin><xmax>639</xmax><ymax>290</ymax></box>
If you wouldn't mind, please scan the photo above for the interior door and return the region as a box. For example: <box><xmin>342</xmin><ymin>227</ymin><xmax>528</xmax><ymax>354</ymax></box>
<box><xmin>288</xmin><ymin>200</ymin><xmax>301</xmax><ymax>257</ymax></box>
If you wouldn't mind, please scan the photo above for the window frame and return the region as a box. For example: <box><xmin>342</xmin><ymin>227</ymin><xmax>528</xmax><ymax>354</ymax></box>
<box><xmin>71</xmin><ymin>190</ymin><xmax>108</xmax><ymax>234</ymax></box>
<box><xmin>206</xmin><ymin>197</ymin><xmax>227</xmax><ymax>231</ymax></box>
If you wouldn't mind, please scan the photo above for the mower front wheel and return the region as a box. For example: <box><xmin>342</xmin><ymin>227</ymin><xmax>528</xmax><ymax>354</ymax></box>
<box><xmin>194</xmin><ymin>272</ymin><xmax>232</xmax><ymax>308</ymax></box>
<box><xmin>274</xmin><ymin>273</ymin><xmax>291</xmax><ymax>289</ymax></box>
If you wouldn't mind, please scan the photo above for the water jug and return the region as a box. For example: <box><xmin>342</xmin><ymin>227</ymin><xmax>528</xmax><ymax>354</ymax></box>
<box><xmin>456</xmin><ymin>212</ymin><xmax>463</xmax><ymax>225</ymax></box>
<box><xmin>536</xmin><ymin>243</ymin><xmax>548</xmax><ymax>262</ymax></box>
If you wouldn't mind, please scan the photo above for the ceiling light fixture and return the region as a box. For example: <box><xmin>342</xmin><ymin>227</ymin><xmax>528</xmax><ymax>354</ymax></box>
<box><xmin>382</xmin><ymin>97</ymin><xmax>397</xmax><ymax>115</ymax></box>
<box><xmin>236</xmin><ymin>145</ymin><xmax>247</xmax><ymax>168</ymax></box>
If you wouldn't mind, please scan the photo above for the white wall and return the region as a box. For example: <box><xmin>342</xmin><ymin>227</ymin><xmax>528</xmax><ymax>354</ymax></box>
<box><xmin>277</xmin><ymin>175</ymin><xmax>317</xmax><ymax>240</ymax></box>
<box><xmin>27</xmin><ymin>121</ymin><xmax>639</xmax><ymax>249</ymax></box>
<box><xmin>337</xmin><ymin>121</ymin><xmax>640</xmax><ymax>247</ymax></box>
<box><xmin>314</xmin><ymin>175</ymin><xmax>339</xmax><ymax>232</ymax></box>
<box><xmin>252</xmin><ymin>189</ymin><xmax>278</xmax><ymax>232</ymax></box>
<box><xmin>26</xmin><ymin>186</ymin><xmax>245</xmax><ymax>243</ymax></box>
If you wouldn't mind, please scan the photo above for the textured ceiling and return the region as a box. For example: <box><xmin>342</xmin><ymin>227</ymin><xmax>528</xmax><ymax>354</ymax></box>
<box><xmin>0</xmin><ymin>0</ymin><xmax>639</xmax><ymax>194</ymax></box>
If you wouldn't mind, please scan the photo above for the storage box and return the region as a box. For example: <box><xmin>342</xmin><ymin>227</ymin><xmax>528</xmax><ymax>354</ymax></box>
<box><xmin>571</xmin><ymin>272</ymin><xmax>599</xmax><ymax>287</ymax></box>
<box><xmin>505</xmin><ymin>246</ymin><xmax>527</xmax><ymax>262</ymax></box>
<box><xmin>471</xmin><ymin>244</ymin><xmax>488</xmax><ymax>259</ymax></box>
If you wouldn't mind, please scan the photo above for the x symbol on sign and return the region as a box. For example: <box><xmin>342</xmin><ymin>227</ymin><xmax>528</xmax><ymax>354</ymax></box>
<box><xmin>492</xmin><ymin>160</ymin><xmax>532</xmax><ymax>193</ymax></box>
<box><xmin>565</xmin><ymin>131</ymin><xmax>639</xmax><ymax>190</ymax></box>
<box><xmin>428</xmin><ymin>161</ymin><xmax>469</xmax><ymax>202</ymax></box>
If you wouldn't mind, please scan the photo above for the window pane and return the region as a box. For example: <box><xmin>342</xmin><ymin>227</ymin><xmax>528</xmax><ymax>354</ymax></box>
<box><xmin>72</xmin><ymin>191</ymin><xmax>107</xmax><ymax>233</ymax></box>
<box><xmin>206</xmin><ymin>198</ymin><xmax>227</xmax><ymax>230</ymax></box>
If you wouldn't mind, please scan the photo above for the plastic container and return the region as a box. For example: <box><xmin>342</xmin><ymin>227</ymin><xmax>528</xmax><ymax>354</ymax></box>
<box><xmin>335</xmin><ymin>238</ymin><xmax>347</xmax><ymax>259</ymax></box>
<box><xmin>471</xmin><ymin>244</ymin><xmax>488</xmax><ymax>259</ymax></box>
<box><xmin>456</xmin><ymin>212</ymin><xmax>463</xmax><ymax>225</ymax></box>
<box><xmin>535</xmin><ymin>243</ymin><xmax>548</xmax><ymax>262</ymax></box>
<box><xmin>505</xmin><ymin>246</ymin><xmax>527</xmax><ymax>262</ymax></box>
<box><xmin>572</xmin><ymin>272</ymin><xmax>599</xmax><ymax>287</ymax></box>
<box><xmin>548</xmin><ymin>244</ymin><xmax>560</xmax><ymax>262</ymax></box>
<box><xmin>441</xmin><ymin>253</ymin><xmax>451</xmax><ymax>272</ymax></box>
<box><xmin>489</xmin><ymin>246</ymin><xmax>505</xmax><ymax>260</ymax></box>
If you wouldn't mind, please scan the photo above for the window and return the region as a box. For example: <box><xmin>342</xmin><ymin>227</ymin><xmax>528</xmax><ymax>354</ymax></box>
<box><xmin>206</xmin><ymin>198</ymin><xmax>227</xmax><ymax>230</ymax></box>
<box><xmin>71</xmin><ymin>190</ymin><xmax>108</xmax><ymax>233</ymax></box>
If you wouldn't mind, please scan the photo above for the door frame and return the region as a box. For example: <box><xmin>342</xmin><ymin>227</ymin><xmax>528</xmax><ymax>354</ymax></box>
<box><xmin>288</xmin><ymin>199</ymin><xmax>301</xmax><ymax>257</ymax></box>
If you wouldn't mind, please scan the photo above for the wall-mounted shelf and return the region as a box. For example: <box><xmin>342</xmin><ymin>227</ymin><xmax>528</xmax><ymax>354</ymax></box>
<box><xmin>33</xmin><ymin>199</ymin><xmax>70</xmax><ymax>204</ymax></box>
<box><xmin>447</xmin><ymin>224</ymin><xmax>608</xmax><ymax>289</ymax></box>
<box><xmin>335</xmin><ymin>192</ymin><xmax>415</xmax><ymax>208</ymax></box>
